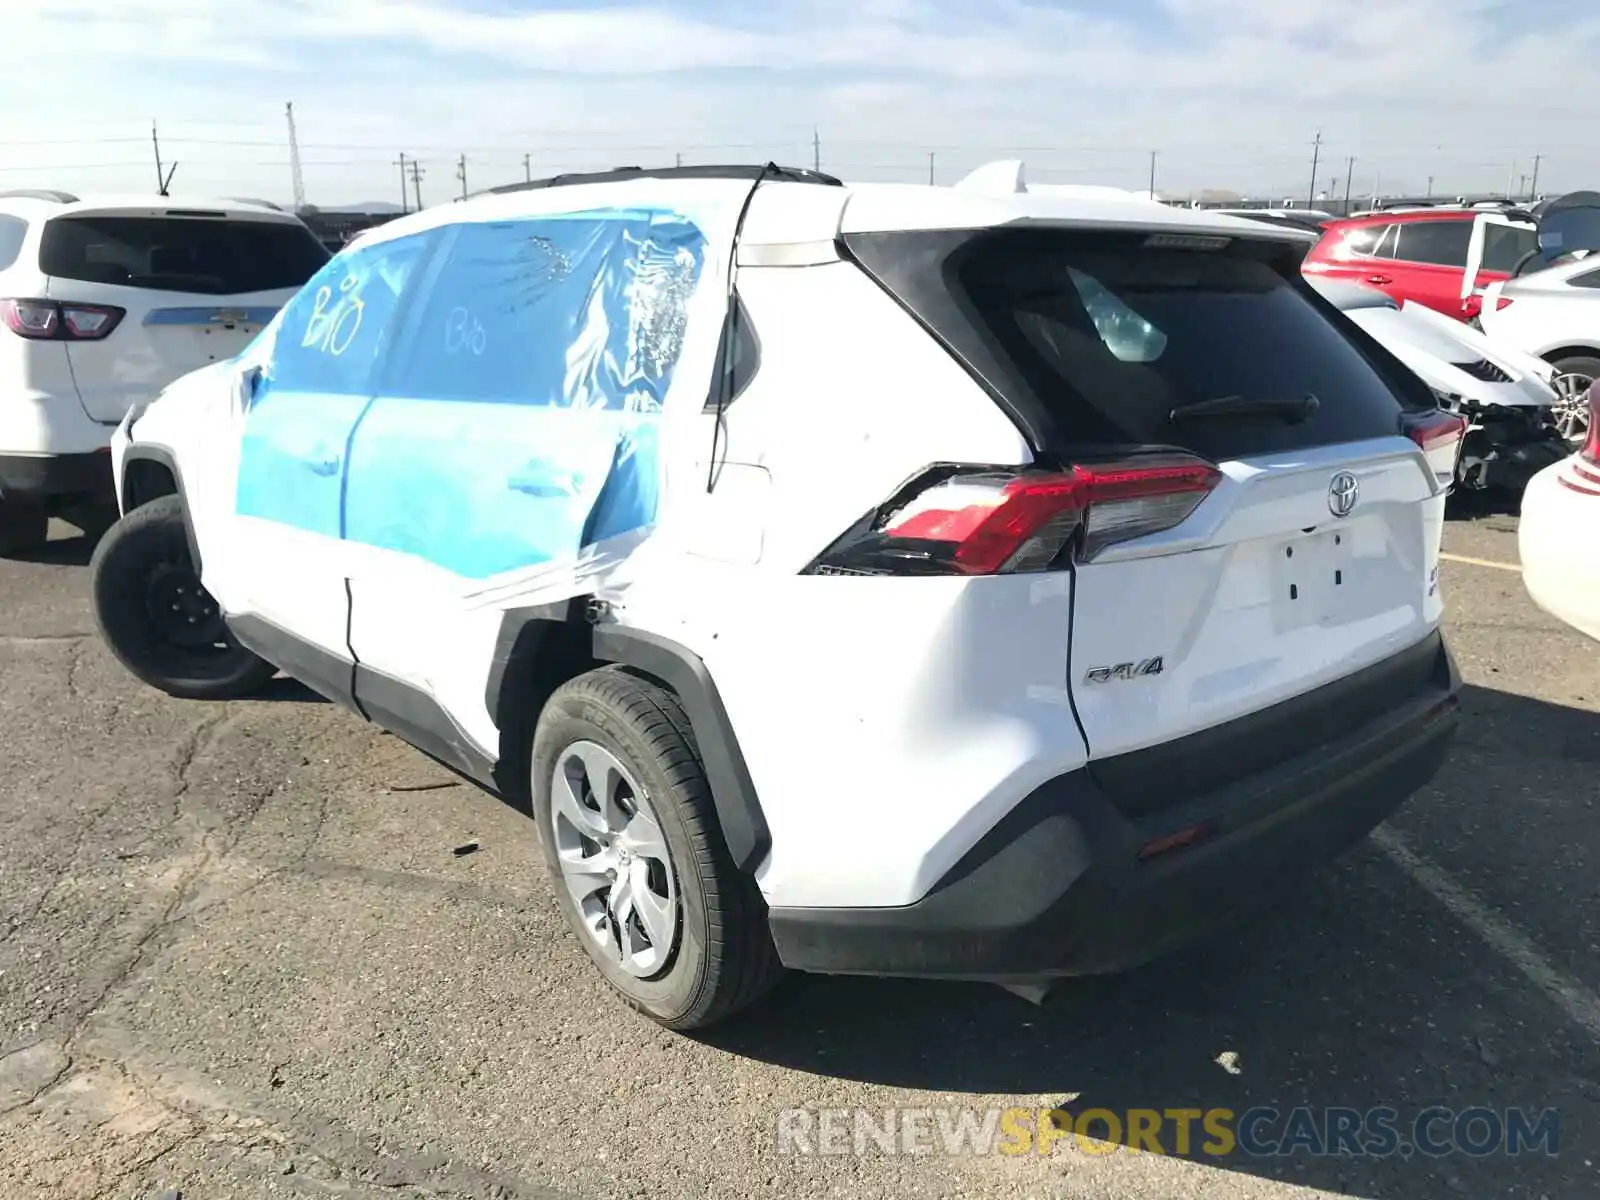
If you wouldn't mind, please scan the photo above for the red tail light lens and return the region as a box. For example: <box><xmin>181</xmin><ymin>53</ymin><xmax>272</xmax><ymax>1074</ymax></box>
<box><xmin>1403</xmin><ymin>409</ymin><xmax>1469</xmax><ymax>452</ymax></box>
<box><xmin>804</xmin><ymin>455</ymin><xmax>1222</xmax><ymax>577</ymax></box>
<box><xmin>1494</xmin><ymin>296</ymin><xmax>1515</xmax><ymax>312</ymax></box>
<box><xmin>0</xmin><ymin>299</ymin><xmax>124</xmax><ymax>341</ymax></box>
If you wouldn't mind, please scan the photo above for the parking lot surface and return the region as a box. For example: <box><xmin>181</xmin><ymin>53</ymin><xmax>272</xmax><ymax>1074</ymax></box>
<box><xmin>2</xmin><ymin>510</ymin><xmax>1598</xmax><ymax>1199</ymax></box>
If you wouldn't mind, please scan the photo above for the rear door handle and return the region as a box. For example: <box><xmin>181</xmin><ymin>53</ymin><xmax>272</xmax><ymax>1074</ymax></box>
<box><xmin>1365</xmin><ymin>274</ymin><xmax>1392</xmax><ymax>285</ymax></box>
<box><xmin>304</xmin><ymin>455</ymin><xmax>341</xmax><ymax>477</ymax></box>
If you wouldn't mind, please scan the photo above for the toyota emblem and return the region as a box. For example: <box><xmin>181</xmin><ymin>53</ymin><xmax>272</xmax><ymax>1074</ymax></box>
<box><xmin>1328</xmin><ymin>471</ymin><xmax>1359</xmax><ymax>518</ymax></box>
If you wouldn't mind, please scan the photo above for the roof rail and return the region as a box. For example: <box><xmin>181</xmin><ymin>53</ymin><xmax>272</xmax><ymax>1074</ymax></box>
<box><xmin>468</xmin><ymin>163</ymin><xmax>843</xmax><ymax>200</ymax></box>
<box><xmin>0</xmin><ymin>188</ymin><xmax>79</xmax><ymax>204</ymax></box>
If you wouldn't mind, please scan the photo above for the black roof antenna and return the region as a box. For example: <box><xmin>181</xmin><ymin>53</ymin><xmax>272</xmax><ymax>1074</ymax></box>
<box><xmin>707</xmin><ymin>162</ymin><xmax>784</xmax><ymax>493</ymax></box>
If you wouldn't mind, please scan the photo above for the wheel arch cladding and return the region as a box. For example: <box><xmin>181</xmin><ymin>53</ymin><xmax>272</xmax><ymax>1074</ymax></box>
<box><xmin>590</xmin><ymin>625</ymin><xmax>771</xmax><ymax>875</ymax></box>
<box><xmin>488</xmin><ymin>608</ymin><xmax>771</xmax><ymax>873</ymax></box>
<box><xmin>120</xmin><ymin>445</ymin><xmax>201</xmax><ymax>571</ymax></box>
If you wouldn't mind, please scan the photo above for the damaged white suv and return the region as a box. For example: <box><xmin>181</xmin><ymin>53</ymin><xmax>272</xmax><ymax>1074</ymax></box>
<box><xmin>91</xmin><ymin>164</ymin><xmax>1464</xmax><ymax>1029</ymax></box>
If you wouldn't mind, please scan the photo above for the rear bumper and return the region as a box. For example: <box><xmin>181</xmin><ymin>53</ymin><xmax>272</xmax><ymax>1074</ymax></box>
<box><xmin>0</xmin><ymin>451</ymin><xmax>115</xmax><ymax>505</ymax></box>
<box><xmin>768</xmin><ymin>631</ymin><xmax>1460</xmax><ymax>981</ymax></box>
<box><xmin>1519</xmin><ymin>460</ymin><xmax>1600</xmax><ymax>643</ymax></box>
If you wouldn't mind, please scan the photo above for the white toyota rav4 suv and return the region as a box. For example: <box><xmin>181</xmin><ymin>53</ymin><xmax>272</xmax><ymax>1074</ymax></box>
<box><xmin>90</xmin><ymin>164</ymin><xmax>1465</xmax><ymax>1030</ymax></box>
<box><xmin>0</xmin><ymin>189</ymin><xmax>329</xmax><ymax>553</ymax></box>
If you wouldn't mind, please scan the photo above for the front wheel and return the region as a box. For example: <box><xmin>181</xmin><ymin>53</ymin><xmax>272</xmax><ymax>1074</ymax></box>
<box><xmin>90</xmin><ymin>494</ymin><xmax>278</xmax><ymax>700</ymax></box>
<box><xmin>531</xmin><ymin>665</ymin><xmax>785</xmax><ymax>1030</ymax></box>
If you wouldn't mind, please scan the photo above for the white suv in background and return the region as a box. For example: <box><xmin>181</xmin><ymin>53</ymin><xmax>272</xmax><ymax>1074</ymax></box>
<box><xmin>0</xmin><ymin>189</ymin><xmax>329</xmax><ymax>553</ymax></box>
<box><xmin>91</xmin><ymin>165</ymin><xmax>1464</xmax><ymax>1030</ymax></box>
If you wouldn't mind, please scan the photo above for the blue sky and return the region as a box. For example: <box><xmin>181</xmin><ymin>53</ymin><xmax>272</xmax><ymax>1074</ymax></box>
<box><xmin>2</xmin><ymin>0</ymin><xmax>1596</xmax><ymax>206</ymax></box>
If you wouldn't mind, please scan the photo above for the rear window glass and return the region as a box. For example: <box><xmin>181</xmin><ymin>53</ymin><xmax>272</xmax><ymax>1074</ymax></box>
<box><xmin>0</xmin><ymin>215</ymin><xmax>26</xmax><ymax>271</ymax></box>
<box><xmin>950</xmin><ymin>232</ymin><xmax>1419</xmax><ymax>459</ymax></box>
<box><xmin>39</xmin><ymin>215</ymin><xmax>330</xmax><ymax>295</ymax></box>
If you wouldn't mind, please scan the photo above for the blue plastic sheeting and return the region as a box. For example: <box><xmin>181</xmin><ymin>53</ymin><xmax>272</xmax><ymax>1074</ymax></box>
<box><xmin>236</xmin><ymin>229</ymin><xmax>435</xmax><ymax>538</ymax></box>
<box><xmin>235</xmin><ymin>209</ymin><xmax>706</xmax><ymax>580</ymax></box>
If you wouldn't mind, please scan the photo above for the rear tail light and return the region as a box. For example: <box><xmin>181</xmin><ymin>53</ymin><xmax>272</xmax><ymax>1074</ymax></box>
<box><xmin>1401</xmin><ymin>407</ymin><xmax>1468</xmax><ymax>489</ymax></box>
<box><xmin>1494</xmin><ymin>296</ymin><xmax>1515</xmax><ymax>312</ymax></box>
<box><xmin>0</xmin><ymin>299</ymin><xmax>124</xmax><ymax>341</ymax></box>
<box><xmin>803</xmin><ymin>455</ymin><xmax>1223</xmax><ymax>577</ymax></box>
<box><xmin>1402</xmin><ymin>408</ymin><xmax>1469</xmax><ymax>453</ymax></box>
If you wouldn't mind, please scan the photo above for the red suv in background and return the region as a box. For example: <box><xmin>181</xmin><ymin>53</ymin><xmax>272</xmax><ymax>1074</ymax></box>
<box><xmin>1303</xmin><ymin>209</ymin><xmax>1539</xmax><ymax>321</ymax></box>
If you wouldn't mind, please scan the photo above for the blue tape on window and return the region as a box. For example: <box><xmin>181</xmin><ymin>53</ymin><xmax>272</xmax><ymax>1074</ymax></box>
<box><xmin>235</xmin><ymin>209</ymin><xmax>705</xmax><ymax>579</ymax></box>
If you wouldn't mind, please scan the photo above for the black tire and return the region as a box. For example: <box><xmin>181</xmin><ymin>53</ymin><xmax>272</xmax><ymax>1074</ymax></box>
<box><xmin>531</xmin><ymin>665</ymin><xmax>784</xmax><ymax>1030</ymax></box>
<box><xmin>0</xmin><ymin>501</ymin><xmax>48</xmax><ymax>556</ymax></box>
<box><xmin>90</xmin><ymin>494</ymin><xmax>278</xmax><ymax>700</ymax></box>
<box><xmin>1550</xmin><ymin>353</ymin><xmax>1600</xmax><ymax>385</ymax></box>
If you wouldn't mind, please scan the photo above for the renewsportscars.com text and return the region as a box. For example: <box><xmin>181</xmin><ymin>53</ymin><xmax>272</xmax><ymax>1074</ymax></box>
<box><xmin>775</xmin><ymin>1106</ymin><xmax>1560</xmax><ymax>1160</ymax></box>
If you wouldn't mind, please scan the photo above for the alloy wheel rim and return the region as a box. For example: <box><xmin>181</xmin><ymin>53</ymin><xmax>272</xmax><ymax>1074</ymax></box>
<box><xmin>550</xmin><ymin>740</ymin><xmax>680</xmax><ymax>979</ymax></box>
<box><xmin>1550</xmin><ymin>373</ymin><xmax>1593</xmax><ymax>444</ymax></box>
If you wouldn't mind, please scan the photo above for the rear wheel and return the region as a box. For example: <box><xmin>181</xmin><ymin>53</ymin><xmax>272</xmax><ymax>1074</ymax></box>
<box><xmin>531</xmin><ymin>666</ymin><xmax>784</xmax><ymax>1030</ymax></box>
<box><xmin>0</xmin><ymin>501</ymin><xmax>48</xmax><ymax>556</ymax></box>
<box><xmin>1547</xmin><ymin>354</ymin><xmax>1599</xmax><ymax>445</ymax></box>
<box><xmin>90</xmin><ymin>494</ymin><xmax>277</xmax><ymax>700</ymax></box>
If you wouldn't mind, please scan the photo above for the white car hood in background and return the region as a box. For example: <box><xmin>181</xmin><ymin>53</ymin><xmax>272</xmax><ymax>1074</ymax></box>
<box><xmin>1342</xmin><ymin>303</ymin><xmax>1557</xmax><ymax>409</ymax></box>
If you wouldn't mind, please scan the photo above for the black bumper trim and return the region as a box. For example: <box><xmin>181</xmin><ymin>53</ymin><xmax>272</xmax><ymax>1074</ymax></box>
<box><xmin>768</xmin><ymin>635</ymin><xmax>1460</xmax><ymax>981</ymax></box>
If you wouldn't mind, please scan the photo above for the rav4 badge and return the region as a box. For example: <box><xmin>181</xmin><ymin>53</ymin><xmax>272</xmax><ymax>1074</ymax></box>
<box><xmin>1084</xmin><ymin>657</ymin><xmax>1165</xmax><ymax>684</ymax></box>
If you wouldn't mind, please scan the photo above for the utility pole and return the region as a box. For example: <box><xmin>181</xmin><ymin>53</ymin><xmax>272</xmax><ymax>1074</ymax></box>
<box><xmin>1307</xmin><ymin>128</ymin><xmax>1322</xmax><ymax>208</ymax></box>
<box><xmin>1343</xmin><ymin>157</ymin><xmax>1355</xmax><ymax>214</ymax></box>
<box><xmin>1372</xmin><ymin>168</ymin><xmax>1381</xmax><ymax>207</ymax></box>
<box><xmin>523</xmin><ymin>153</ymin><xmax>532</xmax><ymax>182</ymax></box>
<box><xmin>285</xmin><ymin>102</ymin><xmax>307</xmax><ymax>212</ymax></box>
<box><xmin>1505</xmin><ymin>159</ymin><xmax>1517</xmax><ymax>200</ymax></box>
<box><xmin>1148</xmin><ymin>150</ymin><xmax>1158</xmax><ymax>198</ymax></box>
<box><xmin>1519</xmin><ymin>175</ymin><xmax>1530</xmax><ymax>199</ymax></box>
<box><xmin>928</xmin><ymin>151</ymin><xmax>935</xmax><ymax>185</ymax></box>
<box><xmin>395</xmin><ymin>152</ymin><xmax>409</xmax><ymax>212</ymax></box>
<box><xmin>1426</xmin><ymin>175</ymin><xmax>1434</xmax><ymax>198</ymax></box>
<box><xmin>150</xmin><ymin>120</ymin><xmax>178</xmax><ymax>195</ymax></box>
<box><xmin>408</xmin><ymin>159</ymin><xmax>425</xmax><ymax>210</ymax></box>
<box><xmin>456</xmin><ymin>154</ymin><xmax>468</xmax><ymax>200</ymax></box>
<box><xmin>675</xmin><ymin>152</ymin><xmax>682</xmax><ymax>168</ymax></box>
<box><xmin>813</xmin><ymin>127</ymin><xmax>821</xmax><ymax>174</ymax></box>
<box><xmin>1531</xmin><ymin>154</ymin><xmax>1543</xmax><ymax>199</ymax></box>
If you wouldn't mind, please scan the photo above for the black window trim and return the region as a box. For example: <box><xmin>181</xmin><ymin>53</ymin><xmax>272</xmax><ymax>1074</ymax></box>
<box><xmin>702</xmin><ymin>294</ymin><xmax>760</xmax><ymax>413</ymax></box>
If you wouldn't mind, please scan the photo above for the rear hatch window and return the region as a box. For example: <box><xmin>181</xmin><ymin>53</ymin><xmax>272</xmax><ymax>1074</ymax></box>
<box><xmin>845</xmin><ymin>226</ymin><xmax>1430</xmax><ymax>459</ymax></box>
<box><xmin>39</xmin><ymin>214</ymin><xmax>329</xmax><ymax>295</ymax></box>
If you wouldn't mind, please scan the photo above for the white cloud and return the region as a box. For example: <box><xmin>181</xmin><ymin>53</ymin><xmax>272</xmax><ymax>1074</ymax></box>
<box><xmin>1</xmin><ymin>0</ymin><xmax>1594</xmax><ymax>206</ymax></box>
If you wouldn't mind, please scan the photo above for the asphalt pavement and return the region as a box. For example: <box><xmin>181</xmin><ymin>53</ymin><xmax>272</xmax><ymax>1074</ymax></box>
<box><xmin>2</xmin><ymin>508</ymin><xmax>1597</xmax><ymax>1199</ymax></box>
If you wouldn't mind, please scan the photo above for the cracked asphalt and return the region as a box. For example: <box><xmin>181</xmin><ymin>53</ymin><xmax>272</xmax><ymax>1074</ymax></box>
<box><xmin>3</xmin><ymin>508</ymin><xmax>1599</xmax><ymax>1200</ymax></box>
